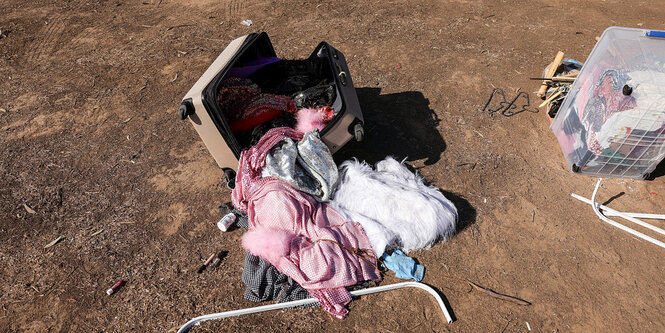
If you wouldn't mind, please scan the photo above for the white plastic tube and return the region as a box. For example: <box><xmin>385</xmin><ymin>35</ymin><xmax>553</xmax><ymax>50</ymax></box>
<box><xmin>570</xmin><ymin>195</ymin><xmax>665</xmax><ymax>220</ymax></box>
<box><xmin>177</xmin><ymin>281</ymin><xmax>453</xmax><ymax>333</ymax></box>
<box><xmin>572</xmin><ymin>179</ymin><xmax>665</xmax><ymax>250</ymax></box>
<box><xmin>571</xmin><ymin>192</ymin><xmax>665</xmax><ymax>237</ymax></box>
<box><xmin>597</xmin><ymin>211</ymin><xmax>665</xmax><ymax>220</ymax></box>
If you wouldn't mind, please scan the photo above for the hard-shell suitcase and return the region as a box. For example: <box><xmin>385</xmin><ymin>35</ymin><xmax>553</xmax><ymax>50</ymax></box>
<box><xmin>178</xmin><ymin>32</ymin><xmax>364</xmax><ymax>183</ymax></box>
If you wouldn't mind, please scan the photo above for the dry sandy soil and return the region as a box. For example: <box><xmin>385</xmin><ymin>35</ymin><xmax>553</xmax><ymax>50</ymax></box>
<box><xmin>2</xmin><ymin>0</ymin><xmax>665</xmax><ymax>332</ymax></box>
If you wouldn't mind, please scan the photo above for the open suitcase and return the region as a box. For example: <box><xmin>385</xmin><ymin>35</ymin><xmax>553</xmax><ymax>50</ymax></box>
<box><xmin>178</xmin><ymin>32</ymin><xmax>364</xmax><ymax>185</ymax></box>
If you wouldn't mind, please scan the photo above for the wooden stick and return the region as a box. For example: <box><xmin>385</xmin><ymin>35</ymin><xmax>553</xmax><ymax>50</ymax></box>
<box><xmin>441</xmin><ymin>275</ymin><xmax>532</xmax><ymax>306</ymax></box>
<box><xmin>530</xmin><ymin>76</ymin><xmax>576</xmax><ymax>82</ymax></box>
<box><xmin>537</xmin><ymin>51</ymin><xmax>565</xmax><ymax>98</ymax></box>
<box><xmin>539</xmin><ymin>90</ymin><xmax>563</xmax><ymax>108</ymax></box>
<box><xmin>465</xmin><ymin>280</ymin><xmax>532</xmax><ymax>306</ymax></box>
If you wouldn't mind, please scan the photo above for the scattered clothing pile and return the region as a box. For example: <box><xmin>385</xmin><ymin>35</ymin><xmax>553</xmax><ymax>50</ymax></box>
<box><xmin>224</xmin><ymin>126</ymin><xmax>458</xmax><ymax>318</ymax></box>
<box><xmin>233</xmin><ymin>128</ymin><xmax>381</xmax><ymax>318</ymax></box>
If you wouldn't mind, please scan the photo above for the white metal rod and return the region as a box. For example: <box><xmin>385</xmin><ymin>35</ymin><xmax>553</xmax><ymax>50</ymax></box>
<box><xmin>599</xmin><ymin>211</ymin><xmax>665</xmax><ymax>220</ymax></box>
<box><xmin>570</xmin><ymin>195</ymin><xmax>665</xmax><ymax>219</ymax></box>
<box><xmin>572</xmin><ymin>179</ymin><xmax>665</xmax><ymax>250</ymax></box>
<box><xmin>571</xmin><ymin>193</ymin><xmax>665</xmax><ymax>237</ymax></box>
<box><xmin>177</xmin><ymin>282</ymin><xmax>453</xmax><ymax>333</ymax></box>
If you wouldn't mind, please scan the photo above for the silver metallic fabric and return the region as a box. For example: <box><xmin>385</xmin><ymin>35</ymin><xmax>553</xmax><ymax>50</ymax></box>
<box><xmin>262</xmin><ymin>130</ymin><xmax>338</xmax><ymax>201</ymax></box>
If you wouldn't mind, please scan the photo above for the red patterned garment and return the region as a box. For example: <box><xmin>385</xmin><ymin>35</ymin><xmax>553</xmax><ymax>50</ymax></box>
<box><xmin>218</xmin><ymin>77</ymin><xmax>296</xmax><ymax>132</ymax></box>
<box><xmin>233</xmin><ymin>127</ymin><xmax>381</xmax><ymax>319</ymax></box>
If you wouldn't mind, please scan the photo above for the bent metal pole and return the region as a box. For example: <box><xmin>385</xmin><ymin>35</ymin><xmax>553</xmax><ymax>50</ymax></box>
<box><xmin>571</xmin><ymin>193</ymin><xmax>665</xmax><ymax>238</ymax></box>
<box><xmin>177</xmin><ymin>281</ymin><xmax>453</xmax><ymax>333</ymax></box>
<box><xmin>571</xmin><ymin>179</ymin><xmax>665</xmax><ymax>250</ymax></box>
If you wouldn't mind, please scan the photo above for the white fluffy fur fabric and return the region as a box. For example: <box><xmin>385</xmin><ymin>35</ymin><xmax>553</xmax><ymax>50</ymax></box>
<box><xmin>330</xmin><ymin>157</ymin><xmax>458</xmax><ymax>256</ymax></box>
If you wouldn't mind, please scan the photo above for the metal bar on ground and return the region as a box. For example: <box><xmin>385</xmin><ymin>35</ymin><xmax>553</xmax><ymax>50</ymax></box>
<box><xmin>176</xmin><ymin>282</ymin><xmax>453</xmax><ymax>333</ymax></box>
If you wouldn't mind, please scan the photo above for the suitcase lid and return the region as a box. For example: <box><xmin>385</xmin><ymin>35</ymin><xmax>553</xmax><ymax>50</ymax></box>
<box><xmin>182</xmin><ymin>33</ymin><xmax>277</xmax><ymax>158</ymax></box>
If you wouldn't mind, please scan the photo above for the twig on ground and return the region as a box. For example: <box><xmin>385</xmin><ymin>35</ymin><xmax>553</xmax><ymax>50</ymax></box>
<box><xmin>89</xmin><ymin>229</ymin><xmax>104</xmax><ymax>237</ymax></box>
<box><xmin>23</xmin><ymin>204</ymin><xmax>36</xmax><ymax>214</ymax></box>
<box><xmin>44</xmin><ymin>236</ymin><xmax>64</xmax><ymax>249</ymax></box>
<box><xmin>441</xmin><ymin>275</ymin><xmax>531</xmax><ymax>306</ymax></box>
<box><xmin>166</xmin><ymin>24</ymin><xmax>194</xmax><ymax>31</ymax></box>
<box><xmin>465</xmin><ymin>280</ymin><xmax>531</xmax><ymax>306</ymax></box>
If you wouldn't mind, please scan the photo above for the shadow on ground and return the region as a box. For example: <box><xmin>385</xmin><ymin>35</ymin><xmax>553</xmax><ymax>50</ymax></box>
<box><xmin>440</xmin><ymin>190</ymin><xmax>476</xmax><ymax>234</ymax></box>
<box><xmin>335</xmin><ymin>87</ymin><xmax>446</xmax><ymax>165</ymax></box>
<box><xmin>647</xmin><ymin>158</ymin><xmax>665</xmax><ymax>180</ymax></box>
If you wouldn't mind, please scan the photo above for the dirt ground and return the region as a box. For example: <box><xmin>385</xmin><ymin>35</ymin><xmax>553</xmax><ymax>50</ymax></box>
<box><xmin>2</xmin><ymin>0</ymin><xmax>665</xmax><ymax>332</ymax></box>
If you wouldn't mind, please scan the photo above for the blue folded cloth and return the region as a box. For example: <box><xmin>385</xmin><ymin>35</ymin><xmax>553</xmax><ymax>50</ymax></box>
<box><xmin>380</xmin><ymin>249</ymin><xmax>425</xmax><ymax>281</ymax></box>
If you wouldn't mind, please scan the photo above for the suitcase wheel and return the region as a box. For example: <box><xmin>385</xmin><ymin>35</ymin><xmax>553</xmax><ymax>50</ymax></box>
<box><xmin>178</xmin><ymin>100</ymin><xmax>194</xmax><ymax>120</ymax></box>
<box><xmin>223</xmin><ymin>168</ymin><xmax>236</xmax><ymax>189</ymax></box>
<box><xmin>353</xmin><ymin>123</ymin><xmax>364</xmax><ymax>142</ymax></box>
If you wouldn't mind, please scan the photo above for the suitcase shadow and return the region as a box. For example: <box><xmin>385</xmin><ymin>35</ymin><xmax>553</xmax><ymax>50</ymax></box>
<box><xmin>336</xmin><ymin>87</ymin><xmax>475</xmax><ymax>233</ymax></box>
<box><xmin>335</xmin><ymin>87</ymin><xmax>446</xmax><ymax>166</ymax></box>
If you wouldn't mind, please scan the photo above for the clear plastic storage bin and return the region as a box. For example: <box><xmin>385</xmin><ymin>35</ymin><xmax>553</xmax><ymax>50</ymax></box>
<box><xmin>551</xmin><ymin>27</ymin><xmax>665</xmax><ymax>179</ymax></box>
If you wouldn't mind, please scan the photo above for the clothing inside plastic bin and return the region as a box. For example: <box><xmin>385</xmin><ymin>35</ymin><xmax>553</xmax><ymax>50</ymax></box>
<box><xmin>553</xmin><ymin>63</ymin><xmax>665</xmax><ymax>177</ymax></box>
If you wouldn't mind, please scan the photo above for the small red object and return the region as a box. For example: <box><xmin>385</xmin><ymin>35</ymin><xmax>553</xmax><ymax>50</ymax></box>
<box><xmin>396</xmin><ymin>65</ymin><xmax>401</xmax><ymax>69</ymax></box>
<box><xmin>318</xmin><ymin>106</ymin><xmax>335</xmax><ymax>122</ymax></box>
<box><xmin>650</xmin><ymin>192</ymin><xmax>658</xmax><ymax>196</ymax></box>
<box><xmin>106</xmin><ymin>280</ymin><xmax>125</xmax><ymax>295</ymax></box>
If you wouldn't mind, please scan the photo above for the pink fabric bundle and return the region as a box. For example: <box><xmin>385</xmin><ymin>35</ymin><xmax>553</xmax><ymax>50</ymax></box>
<box><xmin>233</xmin><ymin>127</ymin><xmax>381</xmax><ymax>319</ymax></box>
<box><xmin>295</xmin><ymin>106</ymin><xmax>335</xmax><ymax>133</ymax></box>
<box><xmin>241</xmin><ymin>227</ymin><xmax>294</xmax><ymax>265</ymax></box>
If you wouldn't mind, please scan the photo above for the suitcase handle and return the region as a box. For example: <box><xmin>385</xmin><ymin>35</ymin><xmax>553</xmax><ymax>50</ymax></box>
<box><xmin>335</xmin><ymin>63</ymin><xmax>348</xmax><ymax>86</ymax></box>
<box><xmin>338</xmin><ymin>71</ymin><xmax>348</xmax><ymax>86</ymax></box>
